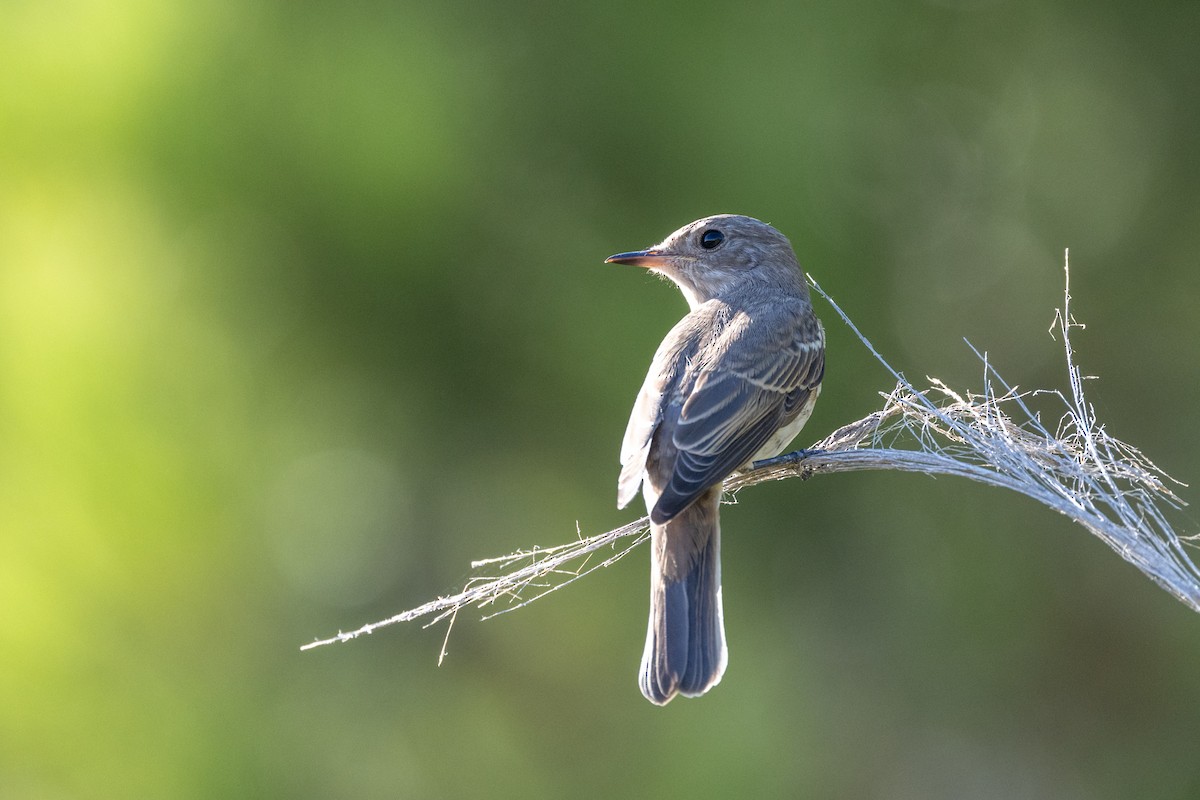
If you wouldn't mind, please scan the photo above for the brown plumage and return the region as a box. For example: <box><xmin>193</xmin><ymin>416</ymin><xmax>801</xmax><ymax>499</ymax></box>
<box><xmin>607</xmin><ymin>214</ymin><xmax>825</xmax><ymax>704</ymax></box>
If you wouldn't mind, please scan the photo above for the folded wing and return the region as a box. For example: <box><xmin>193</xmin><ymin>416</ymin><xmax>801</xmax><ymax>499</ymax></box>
<box><xmin>652</xmin><ymin>313</ymin><xmax>824</xmax><ymax>523</ymax></box>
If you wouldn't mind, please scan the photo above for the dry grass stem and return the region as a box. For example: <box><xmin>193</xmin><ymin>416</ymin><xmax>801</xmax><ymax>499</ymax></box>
<box><xmin>302</xmin><ymin>251</ymin><xmax>1198</xmax><ymax>654</ymax></box>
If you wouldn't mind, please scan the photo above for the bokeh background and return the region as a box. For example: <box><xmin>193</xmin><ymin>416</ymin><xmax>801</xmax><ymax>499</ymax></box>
<box><xmin>3</xmin><ymin>0</ymin><xmax>1200</xmax><ymax>797</ymax></box>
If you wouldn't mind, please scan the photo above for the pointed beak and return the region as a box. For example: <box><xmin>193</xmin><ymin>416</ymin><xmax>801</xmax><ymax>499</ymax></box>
<box><xmin>604</xmin><ymin>249</ymin><xmax>671</xmax><ymax>268</ymax></box>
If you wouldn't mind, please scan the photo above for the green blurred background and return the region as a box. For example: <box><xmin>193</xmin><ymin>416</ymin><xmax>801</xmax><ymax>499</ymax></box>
<box><xmin>3</xmin><ymin>0</ymin><xmax>1200</xmax><ymax>797</ymax></box>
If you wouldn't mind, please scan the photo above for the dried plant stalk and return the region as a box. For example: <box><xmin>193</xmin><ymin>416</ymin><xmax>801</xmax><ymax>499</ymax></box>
<box><xmin>302</xmin><ymin>252</ymin><xmax>1198</xmax><ymax>656</ymax></box>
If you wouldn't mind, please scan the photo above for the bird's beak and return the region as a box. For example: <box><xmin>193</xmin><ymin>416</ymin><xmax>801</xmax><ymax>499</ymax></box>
<box><xmin>605</xmin><ymin>249</ymin><xmax>671</xmax><ymax>268</ymax></box>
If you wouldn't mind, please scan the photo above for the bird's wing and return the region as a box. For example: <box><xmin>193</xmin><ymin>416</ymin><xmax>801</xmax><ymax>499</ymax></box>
<box><xmin>651</xmin><ymin>310</ymin><xmax>824</xmax><ymax>523</ymax></box>
<box><xmin>617</xmin><ymin>317</ymin><xmax>702</xmax><ymax>509</ymax></box>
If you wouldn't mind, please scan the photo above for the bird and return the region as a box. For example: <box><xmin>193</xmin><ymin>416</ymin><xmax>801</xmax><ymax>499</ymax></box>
<box><xmin>606</xmin><ymin>214</ymin><xmax>825</xmax><ymax>705</ymax></box>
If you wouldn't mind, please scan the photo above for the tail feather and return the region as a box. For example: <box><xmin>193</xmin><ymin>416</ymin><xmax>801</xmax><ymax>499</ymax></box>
<box><xmin>639</xmin><ymin>489</ymin><xmax>727</xmax><ymax>705</ymax></box>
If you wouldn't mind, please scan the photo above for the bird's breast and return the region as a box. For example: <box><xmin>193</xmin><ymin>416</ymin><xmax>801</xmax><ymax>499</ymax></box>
<box><xmin>749</xmin><ymin>385</ymin><xmax>821</xmax><ymax>465</ymax></box>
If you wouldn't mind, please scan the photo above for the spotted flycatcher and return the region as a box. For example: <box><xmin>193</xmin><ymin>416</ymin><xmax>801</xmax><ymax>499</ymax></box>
<box><xmin>606</xmin><ymin>214</ymin><xmax>825</xmax><ymax>704</ymax></box>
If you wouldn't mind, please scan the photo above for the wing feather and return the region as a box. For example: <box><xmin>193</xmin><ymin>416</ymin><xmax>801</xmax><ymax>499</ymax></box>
<box><xmin>617</xmin><ymin>315</ymin><xmax>705</xmax><ymax>509</ymax></box>
<box><xmin>618</xmin><ymin>297</ymin><xmax>825</xmax><ymax>521</ymax></box>
<box><xmin>652</xmin><ymin>311</ymin><xmax>824</xmax><ymax>522</ymax></box>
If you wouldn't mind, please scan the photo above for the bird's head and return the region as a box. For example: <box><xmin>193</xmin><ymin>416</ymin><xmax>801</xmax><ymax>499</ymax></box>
<box><xmin>605</xmin><ymin>214</ymin><xmax>805</xmax><ymax>308</ymax></box>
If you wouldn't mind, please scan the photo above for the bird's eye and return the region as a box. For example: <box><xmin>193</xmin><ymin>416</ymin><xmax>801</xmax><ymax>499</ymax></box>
<box><xmin>699</xmin><ymin>229</ymin><xmax>724</xmax><ymax>250</ymax></box>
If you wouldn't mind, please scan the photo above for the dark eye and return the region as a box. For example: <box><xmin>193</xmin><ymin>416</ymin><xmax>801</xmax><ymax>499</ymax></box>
<box><xmin>699</xmin><ymin>229</ymin><xmax>724</xmax><ymax>250</ymax></box>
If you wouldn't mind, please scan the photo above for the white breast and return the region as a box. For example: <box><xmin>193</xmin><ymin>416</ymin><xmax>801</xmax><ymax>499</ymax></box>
<box><xmin>749</xmin><ymin>385</ymin><xmax>821</xmax><ymax>465</ymax></box>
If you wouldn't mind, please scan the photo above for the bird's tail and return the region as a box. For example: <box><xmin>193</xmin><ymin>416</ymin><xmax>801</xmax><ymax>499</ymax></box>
<box><xmin>639</xmin><ymin>488</ymin><xmax>728</xmax><ymax>705</ymax></box>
